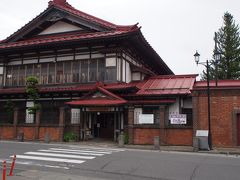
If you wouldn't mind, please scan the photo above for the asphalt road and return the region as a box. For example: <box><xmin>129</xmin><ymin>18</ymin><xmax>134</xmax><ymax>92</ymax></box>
<box><xmin>0</xmin><ymin>141</ymin><xmax>240</xmax><ymax>180</ymax></box>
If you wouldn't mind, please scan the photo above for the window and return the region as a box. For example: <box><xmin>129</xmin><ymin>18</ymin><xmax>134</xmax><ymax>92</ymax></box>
<box><xmin>89</xmin><ymin>59</ymin><xmax>97</xmax><ymax>81</ymax></box>
<box><xmin>6</xmin><ymin>67</ymin><xmax>12</xmax><ymax>86</ymax></box>
<box><xmin>142</xmin><ymin>107</ymin><xmax>160</xmax><ymax>124</ymax></box>
<box><xmin>26</xmin><ymin>101</ymin><xmax>34</xmax><ymax>123</ymax></box>
<box><xmin>48</xmin><ymin>63</ymin><xmax>55</xmax><ymax>84</ymax></box>
<box><xmin>98</xmin><ymin>59</ymin><xmax>105</xmax><ymax>81</ymax></box>
<box><xmin>12</xmin><ymin>66</ymin><xmax>19</xmax><ymax>86</ymax></box>
<box><xmin>0</xmin><ymin>67</ymin><xmax>3</xmax><ymax>86</ymax></box>
<box><xmin>134</xmin><ymin>107</ymin><xmax>159</xmax><ymax>124</ymax></box>
<box><xmin>105</xmin><ymin>58</ymin><xmax>117</xmax><ymax>81</ymax></box>
<box><xmin>72</xmin><ymin>61</ymin><xmax>80</xmax><ymax>83</ymax></box>
<box><xmin>71</xmin><ymin>109</ymin><xmax>80</xmax><ymax>124</ymax></box>
<box><xmin>81</xmin><ymin>60</ymin><xmax>88</xmax><ymax>83</ymax></box>
<box><xmin>19</xmin><ymin>65</ymin><xmax>26</xmax><ymax>86</ymax></box>
<box><xmin>41</xmin><ymin>64</ymin><xmax>48</xmax><ymax>84</ymax></box>
<box><xmin>25</xmin><ymin>109</ymin><xmax>34</xmax><ymax>123</ymax></box>
<box><xmin>26</xmin><ymin>64</ymin><xmax>33</xmax><ymax>77</ymax></box>
<box><xmin>165</xmin><ymin>106</ymin><xmax>193</xmax><ymax>128</ymax></box>
<box><xmin>34</xmin><ymin>64</ymin><xmax>41</xmax><ymax>81</ymax></box>
<box><xmin>181</xmin><ymin>108</ymin><xmax>193</xmax><ymax>127</ymax></box>
<box><xmin>64</xmin><ymin>61</ymin><xmax>72</xmax><ymax>83</ymax></box>
<box><xmin>56</xmin><ymin>62</ymin><xmax>63</xmax><ymax>83</ymax></box>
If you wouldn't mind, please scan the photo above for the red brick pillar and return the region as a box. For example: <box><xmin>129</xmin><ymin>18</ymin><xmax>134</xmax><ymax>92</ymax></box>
<box><xmin>59</xmin><ymin>107</ymin><xmax>66</xmax><ymax>141</ymax></box>
<box><xmin>13</xmin><ymin>108</ymin><xmax>19</xmax><ymax>139</ymax></box>
<box><xmin>128</xmin><ymin>106</ymin><xmax>134</xmax><ymax>144</ymax></box>
<box><xmin>159</xmin><ymin>105</ymin><xmax>166</xmax><ymax>145</ymax></box>
<box><xmin>35</xmin><ymin>110</ymin><xmax>41</xmax><ymax>140</ymax></box>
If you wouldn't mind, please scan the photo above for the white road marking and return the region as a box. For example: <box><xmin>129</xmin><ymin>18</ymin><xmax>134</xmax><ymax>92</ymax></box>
<box><xmin>12</xmin><ymin>155</ymin><xmax>85</xmax><ymax>164</ymax></box>
<box><xmin>69</xmin><ymin>147</ymin><xmax>125</xmax><ymax>152</ymax></box>
<box><xmin>24</xmin><ymin>152</ymin><xmax>95</xmax><ymax>159</ymax></box>
<box><xmin>49</xmin><ymin>148</ymin><xmax>112</xmax><ymax>154</ymax></box>
<box><xmin>15</xmin><ymin>161</ymin><xmax>70</xmax><ymax>169</ymax></box>
<box><xmin>38</xmin><ymin>149</ymin><xmax>104</xmax><ymax>156</ymax></box>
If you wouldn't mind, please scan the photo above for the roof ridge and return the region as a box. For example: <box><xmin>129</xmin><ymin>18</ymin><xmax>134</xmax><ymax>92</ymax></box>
<box><xmin>51</xmin><ymin>1</ymin><xmax>137</xmax><ymax>30</ymax></box>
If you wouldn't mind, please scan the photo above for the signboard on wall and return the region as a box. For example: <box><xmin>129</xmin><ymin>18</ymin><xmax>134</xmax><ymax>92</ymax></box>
<box><xmin>139</xmin><ymin>114</ymin><xmax>154</xmax><ymax>124</ymax></box>
<box><xmin>170</xmin><ymin>114</ymin><xmax>187</xmax><ymax>124</ymax></box>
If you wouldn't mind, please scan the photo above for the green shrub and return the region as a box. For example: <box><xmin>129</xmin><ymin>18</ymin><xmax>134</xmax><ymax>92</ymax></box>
<box><xmin>64</xmin><ymin>132</ymin><xmax>78</xmax><ymax>142</ymax></box>
<box><xmin>124</xmin><ymin>133</ymin><xmax>129</xmax><ymax>144</ymax></box>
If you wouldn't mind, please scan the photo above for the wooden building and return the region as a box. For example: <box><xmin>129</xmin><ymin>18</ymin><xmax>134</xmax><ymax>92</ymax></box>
<box><xmin>0</xmin><ymin>0</ymin><xmax>196</xmax><ymax>145</ymax></box>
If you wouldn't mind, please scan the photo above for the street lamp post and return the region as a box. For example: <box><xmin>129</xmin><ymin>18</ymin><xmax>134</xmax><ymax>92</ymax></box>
<box><xmin>194</xmin><ymin>49</ymin><xmax>221</xmax><ymax>150</ymax></box>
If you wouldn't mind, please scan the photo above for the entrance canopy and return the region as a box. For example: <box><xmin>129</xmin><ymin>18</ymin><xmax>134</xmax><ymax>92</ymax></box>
<box><xmin>66</xmin><ymin>86</ymin><xmax>127</xmax><ymax>106</ymax></box>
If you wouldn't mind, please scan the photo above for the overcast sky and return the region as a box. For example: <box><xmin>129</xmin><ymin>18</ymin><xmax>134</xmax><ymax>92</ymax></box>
<box><xmin>0</xmin><ymin>0</ymin><xmax>240</xmax><ymax>77</ymax></box>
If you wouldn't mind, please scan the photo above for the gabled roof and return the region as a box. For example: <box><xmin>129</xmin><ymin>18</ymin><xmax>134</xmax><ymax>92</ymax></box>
<box><xmin>1</xmin><ymin>0</ymin><xmax>136</xmax><ymax>44</ymax></box>
<box><xmin>66</xmin><ymin>84</ymin><xmax>127</xmax><ymax>106</ymax></box>
<box><xmin>0</xmin><ymin>0</ymin><xmax>173</xmax><ymax>75</ymax></box>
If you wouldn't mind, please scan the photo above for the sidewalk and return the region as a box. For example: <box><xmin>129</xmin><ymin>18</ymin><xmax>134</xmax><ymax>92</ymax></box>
<box><xmin>7</xmin><ymin>170</ymin><xmax>106</xmax><ymax>180</ymax></box>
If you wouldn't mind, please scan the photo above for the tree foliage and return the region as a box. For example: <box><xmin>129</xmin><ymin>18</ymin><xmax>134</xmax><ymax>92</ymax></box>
<box><xmin>26</xmin><ymin>76</ymin><xmax>40</xmax><ymax>114</ymax></box>
<box><xmin>202</xmin><ymin>12</ymin><xmax>240</xmax><ymax>80</ymax></box>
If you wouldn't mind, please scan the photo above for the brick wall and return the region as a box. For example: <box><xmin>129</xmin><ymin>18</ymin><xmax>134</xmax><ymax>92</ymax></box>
<box><xmin>17</xmin><ymin>127</ymin><xmax>35</xmax><ymax>140</ymax></box>
<box><xmin>133</xmin><ymin>128</ymin><xmax>160</xmax><ymax>145</ymax></box>
<box><xmin>133</xmin><ymin>128</ymin><xmax>193</xmax><ymax>145</ymax></box>
<box><xmin>193</xmin><ymin>89</ymin><xmax>240</xmax><ymax>147</ymax></box>
<box><xmin>165</xmin><ymin>129</ymin><xmax>193</xmax><ymax>146</ymax></box>
<box><xmin>0</xmin><ymin>126</ymin><xmax>15</xmax><ymax>139</ymax></box>
<box><xmin>39</xmin><ymin>127</ymin><xmax>61</xmax><ymax>141</ymax></box>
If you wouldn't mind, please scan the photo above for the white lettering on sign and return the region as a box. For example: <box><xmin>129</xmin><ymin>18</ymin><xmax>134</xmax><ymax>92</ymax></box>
<box><xmin>170</xmin><ymin>114</ymin><xmax>187</xmax><ymax>124</ymax></box>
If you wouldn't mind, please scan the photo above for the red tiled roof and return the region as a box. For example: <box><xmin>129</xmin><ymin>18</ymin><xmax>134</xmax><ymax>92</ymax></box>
<box><xmin>136</xmin><ymin>74</ymin><xmax>197</xmax><ymax>95</ymax></box>
<box><xmin>194</xmin><ymin>80</ymin><xmax>240</xmax><ymax>90</ymax></box>
<box><xmin>0</xmin><ymin>84</ymin><xmax>95</xmax><ymax>95</ymax></box>
<box><xmin>66</xmin><ymin>99</ymin><xmax>126</xmax><ymax>106</ymax></box>
<box><xmin>128</xmin><ymin>99</ymin><xmax>176</xmax><ymax>105</ymax></box>
<box><xmin>0</xmin><ymin>75</ymin><xmax>197</xmax><ymax>96</ymax></box>
<box><xmin>0</xmin><ymin>0</ymin><xmax>137</xmax><ymax>48</ymax></box>
<box><xmin>49</xmin><ymin>0</ymin><xmax>136</xmax><ymax>30</ymax></box>
<box><xmin>0</xmin><ymin>29</ymin><xmax>138</xmax><ymax>49</ymax></box>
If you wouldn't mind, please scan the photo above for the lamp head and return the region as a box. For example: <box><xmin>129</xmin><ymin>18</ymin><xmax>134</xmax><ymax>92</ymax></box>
<box><xmin>214</xmin><ymin>49</ymin><xmax>221</xmax><ymax>63</ymax></box>
<box><xmin>194</xmin><ymin>51</ymin><xmax>200</xmax><ymax>65</ymax></box>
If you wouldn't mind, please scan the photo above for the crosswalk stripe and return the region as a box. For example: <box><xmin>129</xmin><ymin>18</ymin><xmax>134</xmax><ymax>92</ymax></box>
<box><xmin>76</xmin><ymin>147</ymin><xmax>125</xmax><ymax>152</ymax></box>
<box><xmin>24</xmin><ymin>152</ymin><xmax>95</xmax><ymax>159</ymax></box>
<box><xmin>49</xmin><ymin>148</ymin><xmax>112</xmax><ymax>154</ymax></box>
<box><xmin>38</xmin><ymin>149</ymin><xmax>104</xmax><ymax>156</ymax></box>
<box><xmin>12</xmin><ymin>155</ymin><xmax>85</xmax><ymax>164</ymax></box>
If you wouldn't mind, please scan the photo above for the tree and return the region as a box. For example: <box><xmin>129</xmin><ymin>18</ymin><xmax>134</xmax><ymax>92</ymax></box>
<box><xmin>26</xmin><ymin>76</ymin><xmax>40</xmax><ymax>114</ymax></box>
<box><xmin>202</xmin><ymin>12</ymin><xmax>240</xmax><ymax>80</ymax></box>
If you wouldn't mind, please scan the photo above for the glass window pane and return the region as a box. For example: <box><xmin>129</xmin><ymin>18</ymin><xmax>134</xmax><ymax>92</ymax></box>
<box><xmin>6</xmin><ymin>67</ymin><xmax>13</xmax><ymax>86</ymax></box>
<box><xmin>81</xmin><ymin>60</ymin><xmax>88</xmax><ymax>83</ymax></box>
<box><xmin>105</xmin><ymin>67</ymin><xmax>116</xmax><ymax>81</ymax></box>
<box><xmin>64</xmin><ymin>61</ymin><xmax>72</xmax><ymax>83</ymax></box>
<box><xmin>56</xmin><ymin>62</ymin><xmax>63</xmax><ymax>83</ymax></box>
<box><xmin>0</xmin><ymin>75</ymin><xmax>3</xmax><ymax>86</ymax></box>
<box><xmin>41</xmin><ymin>63</ymin><xmax>48</xmax><ymax>84</ymax></box>
<box><xmin>12</xmin><ymin>66</ymin><xmax>19</xmax><ymax>86</ymax></box>
<box><xmin>89</xmin><ymin>59</ymin><xmax>97</xmax><ymax>82</ymax></box>
<box><xmin>26</xmin><ymin>64</ymin><xmax>33</xmax><ymax>77</ymax></box>
<box><xmin>48</xmin><ymin>63</ymin><xmax>55</xmax><ymax>84</ymax></box>
<box><xmin>34</xmin><ymin>64</ymin><xmax>41</xmax><ymax>82</ymax></box>
<box><xmin>72</xmin><ymin>61</ymin><xmax>80</xmax><ymax>83</ymax></box>
<box><xmin>98</xmin><ymin>59</ymin><xmax>105</xmax><ymax>81</ymax></box>
<box><xmin>18</xmin><ymin>66</ymin><xmax>25</xmax><ymax>86</ymax></box>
